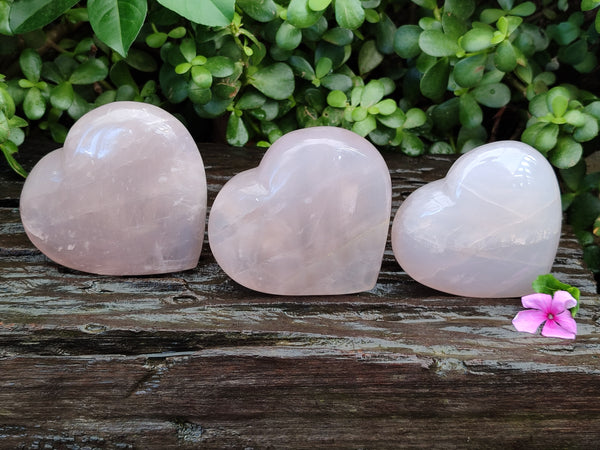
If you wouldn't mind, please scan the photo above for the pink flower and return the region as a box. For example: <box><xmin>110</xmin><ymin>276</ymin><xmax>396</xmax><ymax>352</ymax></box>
<box><xmin>512</xmin><ymin>290</ymin><xmax>578</xmax><ymax>339</ymax></box>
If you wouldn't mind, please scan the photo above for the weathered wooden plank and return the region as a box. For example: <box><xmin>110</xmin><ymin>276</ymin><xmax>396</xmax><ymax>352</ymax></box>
<box><xmin>2</xmin><ymin>348</ymin><xmax>600</xmax><ymax>448</ymax></box>
<box><xmin>1</xmin><ymin>136</ymin><xmax>599</xmax><ymax>447</ymax></box>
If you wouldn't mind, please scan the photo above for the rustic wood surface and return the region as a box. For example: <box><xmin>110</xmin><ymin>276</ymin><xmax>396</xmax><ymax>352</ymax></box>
<box><xmin>1</xmin><ymin>137</ymin><xmax>599</xmax><ymax>449</ymax></box>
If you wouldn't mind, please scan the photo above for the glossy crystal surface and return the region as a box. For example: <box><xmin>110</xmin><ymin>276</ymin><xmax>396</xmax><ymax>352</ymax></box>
<box><xmin>208</xmin><ymin>127</ymin><xmax>392</xmax><ymax>295</ymax></box>
<box><xmin>392</xmin><ymin>140</ymin><xmax>562</xmax><ymax>298</ymax></box>
<box><xmin>20</xmin><ymin>101</ymin><xmax>207</xmax><ymax>275</ymax></box>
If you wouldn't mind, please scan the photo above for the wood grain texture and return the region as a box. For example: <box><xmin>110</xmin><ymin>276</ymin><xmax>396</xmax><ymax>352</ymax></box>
<box><xmin>1</xmin><ymin>138</ymin><xmax>599</xmax><ymax>448</ymax></box>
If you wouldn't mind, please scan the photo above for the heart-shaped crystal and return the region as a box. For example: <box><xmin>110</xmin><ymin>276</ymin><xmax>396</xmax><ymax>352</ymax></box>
<box><xmin>392</xmin><ymin>140</ymin><xmax>562</xmax><ymax>298</ymax></box>
<box><xmin>20</xmin><ymin>101</ymin><xmax>207</xmax><ymax>275</ymax></box>
<box><xmin>208</xmin><ymin>127</ymin><xmax>392</xmax><ymax>295</ymax></box>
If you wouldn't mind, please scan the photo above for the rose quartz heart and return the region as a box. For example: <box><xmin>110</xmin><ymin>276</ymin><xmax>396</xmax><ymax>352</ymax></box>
<box><xmin>20</xmin><ymin>101</ymin><xmax>207</xmax><ymax>275</ymax></box>
<box><xmin>208</xmin><ymin>127</ymin><xmax>392</xmax><ymax>295</ymax></box>
<box><xmin>392</xmin><ymin>140</ymin><xmax>562</xmax><ymax>298</ymax></box>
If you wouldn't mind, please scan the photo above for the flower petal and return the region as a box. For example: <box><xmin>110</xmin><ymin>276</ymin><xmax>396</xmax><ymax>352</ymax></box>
<box><xmin>554</xmin><ymin>309</ymin><xmax>578</xmax><ymax>335</ymax></box>
<box><xmin>541</xmin><ymin>319</ymin><xmax>576</xmax><ymax>340</ymax></box>
<box><xmin>521</xmin><ymin>293</ymin><xmax>552</xmax><ymax>311</ymax></box>
<box><xmin>553</xmin><ymin>290</ymin><xmax>577</xmax><ymax>310</ymax></box>
<box><xmin>512</xmin><ymin>309</ymin><xmax>548</xmax><ymax>334</ymax></box>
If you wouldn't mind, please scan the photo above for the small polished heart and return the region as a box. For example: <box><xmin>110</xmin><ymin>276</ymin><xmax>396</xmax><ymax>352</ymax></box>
<box><xmin>392</xmin><ymin>140</ymin><xmax>562</xmax><ymax>298</ymax></box>
<box><xmin>20</xmin><ymin>101</ymin><xmax>207</xmax><ymax>275</ymax></box>
<box><xmin>208</xmin><ymin>127</ymin><xmax>392</xmax><ymax>295</ymax></box>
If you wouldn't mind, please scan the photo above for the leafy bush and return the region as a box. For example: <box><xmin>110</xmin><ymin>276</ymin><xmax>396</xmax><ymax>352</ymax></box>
<box><xmin>1</xmin><ymin>0</ymin><xmax>600</xmax><ymax>276</ymax></box>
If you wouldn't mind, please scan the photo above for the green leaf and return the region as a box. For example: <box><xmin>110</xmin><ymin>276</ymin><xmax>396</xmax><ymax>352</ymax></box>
<box><xmin>404</xmin><ymin>108</ymin><xmax>427</xmax><ymax>129</ymax></box>
<box><xmin>110</xmin><ymin>59</ymin><xmax>137</xmax><ymax>89</ymax></box>
<box><xmin>531</xmin><ymin>274</ymin><xmax>580</xmax><ymax>316</ymax></box>
<box><xmin>444</xmin><ymin>0</ymin><xmax>476</xmax><ymax>19</ymax></box>
<box><xmin>175</xmin><ymin>62</ymin><xmax>192</xmax><ymax>74</ymax></box>
<box><xmin>401</xmin><ymin>131</ymin><xmax>425</xmax><ymax>156</ymax></box>
<box><xmin>23</xmin><ymin>87</ymin><xmax>45</xmax><ymax>120</ymax></box>
<box><xmin>159</xmin><ymin>64</ymin><xmax>188</xmax><ymax>104</ymax></box>
<box><xmin>315</xmin><ymin>57</ymin><xmax>332</xmax><ymax>79</ymax></box>
<box><xmin>188</xmin><ymin>82</ymin><xmax>212</xmax><ymax>105</ymax></box>
<box><xmin>0</xmin><ymin>110</ymin><xmax>9</xmax><ymax>143</ymax></box>
<box><xmin>551</xmin><ymin>96</ymin><xmax>569</xmax><ymax>118</ymax></box>
<box><xmin>287</xmin><ymin>0</ymin><xmax>323</xmax><ymax>28</ymax></box>
<box><xmin>88</xmin><ymin>0</ymin><xmax>146</xmax><ymax>57</ymax></box>
<box><xmin>250</xmin><ymin>63</ymin><xmax>295</xmax><ymax>100</ymax></box>
<box><xmin>573</xmin><ymin>113</ymin><xmax>599</xmax><ymax>142</ymax></box>
<box><xmin>276</xmin><ymin>21</ymin><xmax>302</xmax><ymax>51</ymax></box>
<box><xmin>546</xmin><ymin>86</ymin><xmax>571</xmax><ymax>116</ymax></box>
<box><xmin>420</xmin><ymin>58</ymin><xmax>450</xmax><ymax>101</ymax></box>
<box><xmin>288</xmin><ymin>56</ymin><xmax>316</xmax><ymax>81</ymax></box>
<box><xmin>582</xmin><ymin>0</ymin><xmax>600</xmax><ymax>11</ymax></box>
<box><xmin>323</xmin><ymin>27</ymin><xmax>354</xmax><ymax>46</ymax></box>
<box><xmin>69</xmin><ymin>58</ymin><xmax>109</xmax><ymax>85</ymax></box>
<box><xmin>375</xmin><ymin>13</ymin><xmax>396</xmax><ymax>54</ymax></box>
<box><xmin>9</xmin><ymin>0</ymin><xmax>79</xmax><ymax>34</ymax></box>
<box><xmin>559</xmin><ymin>160</ymin><xmax>585</xmax><ymax>192</ymax></box>
<box><xmin>352</xmin><ymin>115</ymin><xmax>376</xmax><ymax>137</ymax></box>
<box><xmin>377</xmin><ymin>109</ymin><xmax>405</xmax><ymax>128</ymax></box>
<box><xmin>429</xmin><ymin>141</ymin><xmax>455</xmax><ymax>154</ymax></box>
<box><xmin>374</xmin><ymin>99</ymin><xmax>396</xmax><ymax>115</ymax></box>
<box><xmin>351</xmin><ymin>106</ymin><xmax>368</xmax><ymax>122</ymax></box>
<box><xmin>460</xmin><ymin>27</ymin><xmax>494</xmax><ymax>52</ymax></box>
<box><xmin>335</xmin><ymin>0</ymin><xmax>365</xmax><ymax>30</ymax></box>
<box><xmin>472</xmin><ymin>82</ymin><xmax>511</xmax><ymax>108</ymax></box>
<box><xmin>179</xmin><ymin>38</ymin><xmax>196</xmax><ymax>62</ymax></box>
<box><xmin>564</xmin><ymin>109</ymin><xmax>585</xmax><ymax>127</ymax></box>
<box><xmin>309</xmin><ymin>0</ymin><xmax>332</xmax><ymax>11</ymax></box>
<box><xmin>125</xmin><ymin>49</ymin><xmax>158</xmax><ymax>72</ymax></box>
<box><xmin>358</xmin><ymin>40</ymin><xmax>383</xmax><ymax>74</ymax></box>
<box><xmin>236</xmin><ymin>0</ymin><xmax>278</xmax><ymax>22</ymax></box>
<box><xmin>510</xmin><ymin>1</ymin><xmax>536</xmax><ymax>16</ymax></box>
<box><xmin>411</xmin><ymin>0</ymin><xmax>437</xmax><ymax>9</ymax></box>
<box><xmin>0</xmin><ymin>1</ymin><xmax>11</xmax><ymax>35</ymax></box>
<box><xmin>535</xmin><ymin>123</ymin><xmax>559</xmax><ymax>153</ymax></box>
<box><xmin>19</xmin><ymin>49</ymin><xmax>42</xmax><ymax>83</ymax></box>
<box><xmin>146</xmin><ymin>32</ymin><xmax>168</xmax><ymax>48</ymax></box>
<box><xmin>50</xmin><ymin>81</ymin><xmax>74</xmax><ymax>110</ymax></box>
<box><xmin>419</xmin><ymin>30</ymin><xmax>459</xmax><ymax>57</ymax></box>
<box><xmin>68</xmin><ymin>92</ymin><xmax>91</xmax><ymax>120</ymax></box>
<box><xmin>1</xmin><ymin>141</ymin><xmax>27</xmax><ymax>177</ymax></box>
<box><xmin>0</xmin><ymin>86</ymin><xmax>16</xmax><ymax>119</ymax></box>
<box><xmin>236</xmin><ymin>90</ymin><xmax>266</xmax><ymax>110</ymax></box>
<box><xmin>459</xmin><ymin>92</ymin><xmax>483</xmax><ymax>128</ymax></box>
<box><xmin>157</xmin><ymin>0</ymin><xmax>234</xmax><ymax>26</ymax></box>
<box><xmin>360</xmin><ymin>80</ymin><xmax>384</xmax><ymax>107</ymax></box>
<box><xmin>494</xmin><ymin>40</ymin><xmax>517</xmax><ymax>72</ymax></box>
<box><xmin>453</xmin><ymin>53</ymin><xmax>486</xmax><ymax>88</ymax></box>
<box><xmin>394</xmin><ymin>25</ymin><xmax>422</xmax><ymax>59</ymax></box>
<box><xmin>549</xmin><ymin>136</ymin><xmax>582</xmax><ymax>169</ymax></box>
<box><xmin>321</xmin><ymin>73</ymin><xmax>353</xmax><ymax>91</ymax></box>
<box><xmin>569</xmin><ymin>192</ymin><xmax>600</xmax><ymax>230</ymax></box>
<box><xmin>226</xmin><ymin>113</ymin><xmax>249</xmax><ymax>146</ymax></box>
<box><xmin>191</xmin><ymin>65</ymin><xmax>212</xmax><ymax>89</ymax></box>
<box><xmin>205</xmin><ymin>56</ymin><xmax>235</xmax><ymax>78</ymax></box>
<box><xmin>327</xmin><ymin>90</ymin><xmax>347</xmax><ymax>108</ymax></box>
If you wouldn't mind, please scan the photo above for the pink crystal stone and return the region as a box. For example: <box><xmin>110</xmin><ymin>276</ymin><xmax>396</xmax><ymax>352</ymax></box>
<box><xmin>392</xmin><ymin>140</ymin><xmax>562</xmax><ymax>298</ymax></box>
<box><xmin>20</xmin><ymin>101</ymin><xmax>207</xmax><ymax>275</ymax></box>
<box><xmin>208</xmin><ymin>127</ymin><xmax>392</xmax><ymax>295</ymax></box>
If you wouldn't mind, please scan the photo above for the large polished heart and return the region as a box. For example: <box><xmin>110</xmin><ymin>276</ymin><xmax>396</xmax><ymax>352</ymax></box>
<box><xmin>20</xmin><ymin>101</ymin><xmax>207</xmax><ymax>275</ymax></box>
<box><xmin>208</xmin><ymin>127</ymin><xmax>392</xmax><ymax>295</ymax></box>
<box><xmin>392</xmin><ymin>140</ymin><xmax>562</xmax><ymax>298</ymax></box>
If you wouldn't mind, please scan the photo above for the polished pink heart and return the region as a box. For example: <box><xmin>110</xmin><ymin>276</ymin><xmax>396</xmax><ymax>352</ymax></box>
<box><xmin>392</xmin><ymin>140</ymin><xmax>562</xmax><ymax>298</ymax></box>
<box><xmin>20</xmin><ymin>101</ymin><xmax>207</xmax><ymax>275</ymax></box>
<box><xmin>208</xmin><ymin>127</ymin><xmax>392</xmax><ymax>295</ymax></box>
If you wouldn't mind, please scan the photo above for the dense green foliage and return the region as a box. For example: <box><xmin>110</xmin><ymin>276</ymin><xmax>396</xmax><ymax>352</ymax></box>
<box><xmin>1</xmin><ymin>0</ymin><xmax>600</xmax><ymax>275</ymax></box>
